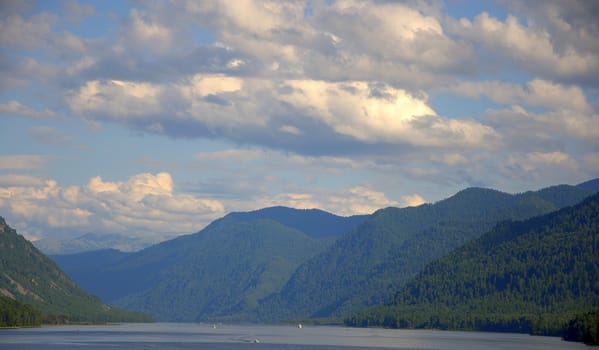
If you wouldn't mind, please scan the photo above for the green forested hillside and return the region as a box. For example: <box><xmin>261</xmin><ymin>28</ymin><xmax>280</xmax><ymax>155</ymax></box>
<box><xmin>113</xmin><ymin>218</ymin><xmax>333</xmax><ymax>321</ymax></box>
<box><xmin>257</xmin><ymin>185</ymin><xmax>595</xmax><ymax>321</ymax></box>
<box><xmin>0</xmin><ymin>217</ymin><xmax>153</xmax><ymax>324</ymax></box>
<box><xmin>346</xmin><ymin>192</ymin><xmax>599</xmax><ymax>336</ymax></box>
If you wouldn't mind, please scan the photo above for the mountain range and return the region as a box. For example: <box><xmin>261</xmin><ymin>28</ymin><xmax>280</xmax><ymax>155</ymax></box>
<box><xmin>34</xmin><ymin>232</ymin><xmax>159</xmax><ymax>255</ymax></box>
<box><xmin>51</xmin><ymin>181</ymin><xmax>598</xmax><ymax>323</ymax></box>
<box><xmin>36</xmin><ymin>207</ymin><xmax>367</xmax><ymax>255</ymax></box>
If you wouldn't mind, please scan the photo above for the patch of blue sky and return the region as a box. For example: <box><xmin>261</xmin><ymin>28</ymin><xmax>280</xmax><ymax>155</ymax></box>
<box><xmin>444</xmin><ymin>0</ymin><xmax>508</xmax><ymax>21</ymax></box>
<box><xmin>432</xmin><ymin>89</ymin><xmax>549</xmax><ymax>120</ymax></box>
<box><xmin>29</xmin><ymin>0</ymin><xmax>128</xmax><ymax>39</ymax></box>
<box><xmin>17</xmin><ymin>0</ymin><xmax>60</xmax><ymax>16</ymax></box>
<box><xmin>303</xmin><ymin>5</ymin><xmax>314</xmax><ymax>19</ymax></box>
<box><xmin>1</xmin><ymin>45</ymin><xmax>50</xmax><ymax>66</ymax></box>
<box><xmin>67</xmin><ymin>13</ymin><xmax>120</xmax><ymax>40</ymax></box>
<box><xmin>57</xmin><ymin>125</ymin><xmax>231</xmax><ymax>184</ymax></box>
<box><xmin>429</xmin><ymin>92</ymin><xmax>501</xmax><ymax>121</ymax></box>
<box><xmin>0</xmin><ymin>90</ymin><xmax>27</xmax><ymax>105</ymax></box>
<box><xmin>284</xmin><ymin>165</ymin><xmax>365</xmax><ymax>190</ymax></box>
<box><xmin>585</xmin><ymin>90</ymin><xmax>598</xmax><ymax>107</ymax></box>
<box><xmin>466</xmin><ymin>56</ymin><xmax>535</xmax><ymax>86</ymax></box>
<box><xmin>1</xmin><ymin>115</ymin><xmax>220</xmax><ymax>186</ymax></box>
<box><xmin>0</xmin><ymin>118</ymin><xmax>37</xmax><ymax>155</ymax></box>
<box><xmin>191</xmin><ymin>24</ymin><xmax>217</xmax><ymax>46</ymax></box>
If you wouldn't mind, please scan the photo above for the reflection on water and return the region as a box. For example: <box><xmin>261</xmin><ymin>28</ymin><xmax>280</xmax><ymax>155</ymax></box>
<box><xmin>0</xmin><ymin>323</ymin><xmax>587</xmax><ymax>350</ymax></box>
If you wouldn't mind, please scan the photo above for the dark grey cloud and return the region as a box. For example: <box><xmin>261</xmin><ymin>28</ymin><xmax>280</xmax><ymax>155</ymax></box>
<box><xmin>447</xmin><ymin>1</ymin><xmax>599</xmax><ymax>87</ymax></box>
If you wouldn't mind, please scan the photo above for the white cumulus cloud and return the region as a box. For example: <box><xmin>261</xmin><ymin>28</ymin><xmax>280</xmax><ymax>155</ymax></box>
<box><xmin>0</xmin><ymin>172</ymin><xmax>225</xmax><ymax>240</ymax></box>
<box><xmin>68</xmin><ymin>76</ymin><xmax>498</xmax><ymax>150</ymax></box>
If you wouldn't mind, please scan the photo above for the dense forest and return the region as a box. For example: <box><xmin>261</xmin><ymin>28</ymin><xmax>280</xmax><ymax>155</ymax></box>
<box><xmin>563</xmin><ymin>309</ymin><xmax>599</xmax><ymax>345</ymax></box>
<box><xmin>345</xmin><ymin>192</ymin><xmax>599</xmax><ymax>338</ymax></box>
<box><xmin>0</xmin><ymin>296</ymin><xmax>42</xmax><ymax>327</ymax></box>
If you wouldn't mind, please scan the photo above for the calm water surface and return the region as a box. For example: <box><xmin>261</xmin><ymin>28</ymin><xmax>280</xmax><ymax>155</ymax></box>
<box><xmin>0</xmin><ymin>323</ymin><xmax>587</xmax><ymax>350</ymax></box>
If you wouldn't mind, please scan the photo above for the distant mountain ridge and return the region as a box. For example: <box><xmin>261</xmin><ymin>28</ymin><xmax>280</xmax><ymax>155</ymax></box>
<box><xmin>228</xmin><ymin>206</ymin><xmax>368</xmax><ymax>238</ymax></box>
<box><xmin>52</xmin><ymin>206</ymin><xmax>363</xmax><ymax>321</ymax></box>
<box><xmin>0</xmin><ymin>217</ymin><xmax>152</xmax><ymax>323</ymax></box>
<box><xmin>50</xmin><ymin>248</ymin><xmax>132</xmax><ymax>291</ymax></box>
<box><xmin>37</xmin><ymin>207</ymin><xmax>367</xmax><ymax>255</ymax></box>
<box><xmin>347</xmin><ymin>191</ymin><xmax>599</xmax><ymax>335</ymax></box>
<box><xmin>34</xmin><ymin>232</ymin><xmax>158</xmax><ymax>255</ymax></box>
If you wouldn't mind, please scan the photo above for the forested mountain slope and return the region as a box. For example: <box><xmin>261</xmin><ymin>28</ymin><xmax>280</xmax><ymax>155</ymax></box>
<box><xmin>0</xmin><ymin>217</ymin><xmax>152</xmax><ymax>324</ymax></box>
<box><xmin>256</xmin><ymin>184</ymin><xmax>595</xmax><ymax>321</ymax></box>
<box><xmin>114</xmin><ymin>218</ymin><xmax>331</xmax><ymax>321</ymax></box>
<box><xmin>346</xmin><ymin>192</ymin><xmax>599</xmax><ymax>336</ymax></box>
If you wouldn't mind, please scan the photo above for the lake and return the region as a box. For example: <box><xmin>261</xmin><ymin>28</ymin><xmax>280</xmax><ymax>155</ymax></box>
<box><xmin>0</xmin><ymin>323</ymin><xmax>587</xmax><ymax>350</ymax></box>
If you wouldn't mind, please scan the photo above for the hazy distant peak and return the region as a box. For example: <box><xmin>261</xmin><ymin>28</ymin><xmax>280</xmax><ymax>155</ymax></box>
<box><xmin>451</xmin><ymin>186</ymin><xmax>508</xmax><ymax>197</ymax></box>
<box><xmin>225</xmin><ymin>205</ymin><xmax>367</xmax><ymax>239</ymax></box>
<box><xmin>229</xmin><ymin>206</ymin><xmax>342</xmax><ymax>218</ymax></box>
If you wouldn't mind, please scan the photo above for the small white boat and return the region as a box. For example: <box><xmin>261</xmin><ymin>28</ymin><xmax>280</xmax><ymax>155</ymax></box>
<box><xmin>298</xmin><ymin>323</ymin><xmax>303</xmax><ymax>329</ymax></box>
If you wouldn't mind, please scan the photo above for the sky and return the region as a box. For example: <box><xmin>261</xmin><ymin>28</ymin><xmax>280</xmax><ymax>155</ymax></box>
<box><xmin>1</xmin><ymin>0</ymin><xmax>598</xmax><ymax>242</ymax></box>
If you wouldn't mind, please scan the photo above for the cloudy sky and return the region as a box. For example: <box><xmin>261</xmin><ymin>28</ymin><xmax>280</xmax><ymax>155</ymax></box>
<box><xmin>1</xmin><ymin>0</ymin><xmax>598</xmax><ymax>242</ymax></box>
